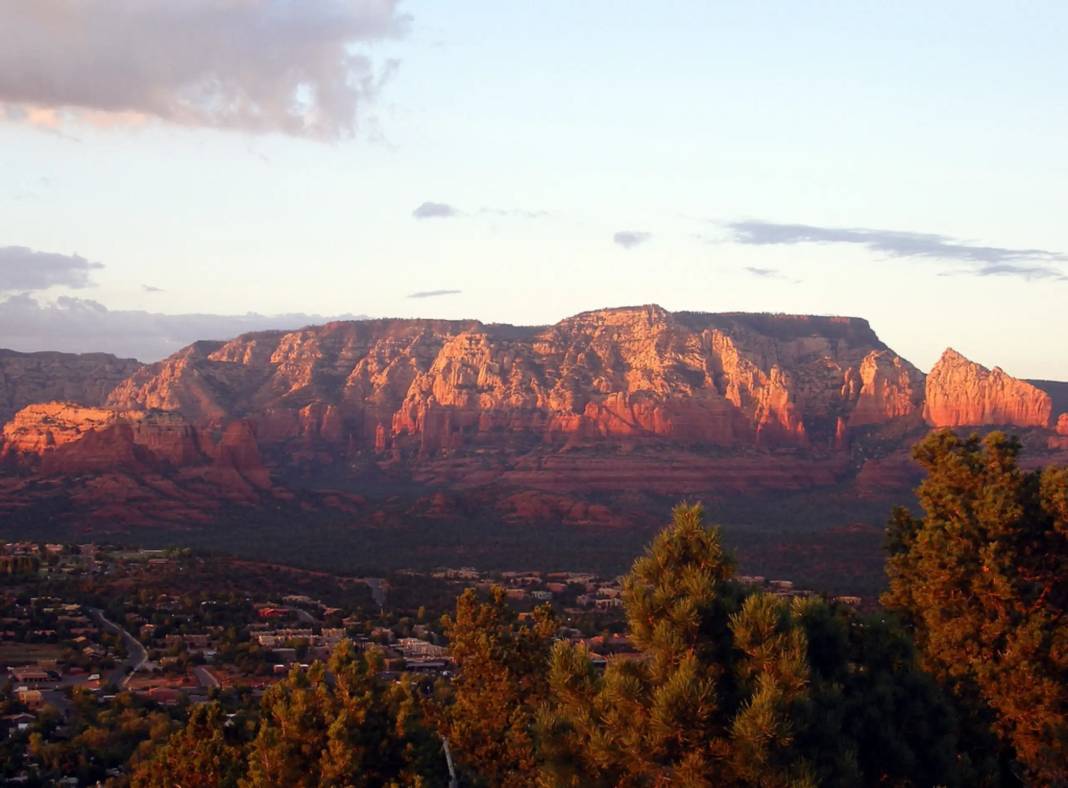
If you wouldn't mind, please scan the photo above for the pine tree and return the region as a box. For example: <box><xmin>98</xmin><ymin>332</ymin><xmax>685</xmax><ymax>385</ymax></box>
<box><xmin>132</xmin><ymin>702</ymin><xmax>245</xmax><ymax>788</ymax></box>
<box><xmin>438</xmin><ymin>586</ymin><xmax>556</xmax><ymax>787</ymax></box>
<box><xmin>539</xmin><ymin>502</ymin><xmax>973</xmax><ymax>786</ymax></box>
<box><xmin>884</xmin><ymin>431</ymin><xmax>1068</xmax><ymax>783</ymax></box>
<box><xmin>243</xmin><ymin>640</ymin><xmax>444</xmax><ymax>786</ymax></box>
<box><xmin>538</xmin><ymin>503</ymin><xmax>743</xmax><ymax>785</ymax></box>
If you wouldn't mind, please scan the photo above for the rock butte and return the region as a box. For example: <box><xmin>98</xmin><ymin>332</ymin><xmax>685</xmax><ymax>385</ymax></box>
<box><xmin>923</xmin><ymin>348</ymin><xmax>1052</xmax><ymax>429</ymax></box>
<box><xmin>0</xmin><ymin>306</ymin><xmax>1065</xmax><ymax>528</ymax></box>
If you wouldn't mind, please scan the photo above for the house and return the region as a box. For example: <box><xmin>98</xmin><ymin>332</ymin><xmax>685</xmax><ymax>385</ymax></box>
<box><xmin>1</xmin><ymin>712</ymin><xmax>36</xmax><ymax>735</ymax></box>
<box><xmin>146</xmin><ymin>687</ymin><xmax>181</xmax><ymax>706</ymax></box>
<box><xmin>530</xmin><ymin>590</ymin><xmax>553</xmax><ymax>601</ymax></box>
<box><xmin>8</xmin><ymin>668</ymin><xmax>51</xmax><ymax>686</ymax></box>
<box><xmin>396</xmin><ymin>638</ymin><xmax>447</xmax><ymax>659</ymax></box>
<box><xmin>595</xmin><ymin>597</ymin><xmax>623</xmax><ymax>610</ymax></box>
<box><xmin>15</xmin><ymin>688</ymin><xmax>44</xmax><ymax>710</ymax></box>
<box><xmin>183</xmin><ymin>634</ymin><xmax>210</xmax><ymax>650</ymax></box>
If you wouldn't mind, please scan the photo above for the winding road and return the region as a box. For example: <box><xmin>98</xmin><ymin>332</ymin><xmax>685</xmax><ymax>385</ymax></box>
<box><xmin>89</xmin><ymin>607</ymin><xmax>147</xmax><ymax>689</ymax></box>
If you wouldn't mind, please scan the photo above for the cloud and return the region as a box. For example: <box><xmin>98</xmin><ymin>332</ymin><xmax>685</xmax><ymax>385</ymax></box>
<box><xmin>412</xmin><ymin>201</ymin><xmax>458</xmax><ymax>219</ymax></box>
<box><xmin>407</xmin><ymin>289</ymin><xmax>461</xmax><ymax>299</ymax></box>
<box><xmin>941</xmin><ymin>263</ymin><xmax>1068</xmax><ymax>282</ymax></box>
<box><xmin>141</xmin><ymin>284</ymin><xmax>165</xmax><ymax>293</ymax></box>
<box><xmin>0</xmin><ymin>246</ymin><xmax>102</xmax><ymax>291</ymax></box>
<box><xmin>724</xmin><ymin>220</ymin><xmax>1068</xmax><ymax>272</ymax></box>
<box><xmin>480</xmin><ymin>207</ymin><xmax>550</xmax><ymax>220</ymax></box>
<box><xmin>0</xmin><ymin>1</ymin><xmax>407</xmax><ymax>139</ymax></box>
<box><xmin>613</xmin><ymin>231</ymin><xmax>651</xmax><ymax>249</ymax></box>
<box><xmin>0</xmin><ymin>294</ymin><xmax>367</xmax><ymax>361</ymax></box>
<box><xmin>743</xmin><ymin>266</ymin><xmax>781</xmax><ymax>278</ymax></box>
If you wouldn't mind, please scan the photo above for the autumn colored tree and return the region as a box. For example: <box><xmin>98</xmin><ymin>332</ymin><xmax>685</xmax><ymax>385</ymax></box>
<box><xmin>438</xmin><ymin>586</ymin><xmax>556</xmax><ymax>787</ymax></box>
<box><xmin>132</xmin><ymin>702</ymin><xmax>246</xmax><ymax>788</ymax></box>
<box><xmin>884</xmin><ymin>431</ymin><xmax>1068</xmax><ymax>783</ymax></box>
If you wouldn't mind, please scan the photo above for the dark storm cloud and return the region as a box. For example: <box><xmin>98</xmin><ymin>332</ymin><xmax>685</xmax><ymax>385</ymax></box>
<box><xmin>725</xmin><ymin>220</ymin><xmax>1068</xmax><ymax>272</ymax></box>
<box><xmin>613</xmin><ymin>231</ymin><xmax>651</xmax><ymax>249</ymax></box>
<box><xmin>0</xmin><ymin>294</ymin><xmax>366</xmax><ymax>361</ymax></box>
<box><xmin>407</xmin><ymin>289</ymin><xmax>461</xmax><ymax>299</ymax></box>
<box><xmin>412</xmin><ymin>201</ymin><xmax>458</xmax><ymax>219</ymax></box>
<box><xmin>0</xmin><ymin>1</ymin><xmax>407</xmax><ymax>139</ymax></box>
<box><xmin>0</xmin><ymin>246</ymin><xmax>102</xmax><ymax>290</ymax></box>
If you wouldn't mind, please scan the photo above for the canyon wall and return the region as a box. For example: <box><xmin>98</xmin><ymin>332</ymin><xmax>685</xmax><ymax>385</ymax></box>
<box><xmin>103</xmin><ymin>306</ymin><xmax>925</xmax><ymax>460</ymax></box>
<box><xmin>0</xmin><ymin>349</ymin><xmax>142</xmax><ymax>423</ymax></box>
<box><xmin>2</xmin><ymin>307</ymin><xmax>1065</xmax><ymax>530</ymax></box>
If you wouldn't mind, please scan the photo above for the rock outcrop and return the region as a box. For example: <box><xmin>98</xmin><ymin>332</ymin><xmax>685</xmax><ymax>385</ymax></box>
<box><xmin>923</xmin><ymin>348</ymin><xmax>1053</xmax><ymax>428</ymax></box>
<box><xmin>3</xmin><ymin>307</ymin><xmax>1067</xmax><ymax>536</ymax></box>
<box><xmin>0</xmin><ymin>349</ymin><xmax>142</xmax><ymax>423</ymax></box>
<box><xmin>1</xmin><ymin>402</ymin><xmax>270</xmax><ymax>489</ymax></box>
<box><xmin>105</xmin><ymin>306</ymin><xmax>924</xmax><ymax>460</ymax></box>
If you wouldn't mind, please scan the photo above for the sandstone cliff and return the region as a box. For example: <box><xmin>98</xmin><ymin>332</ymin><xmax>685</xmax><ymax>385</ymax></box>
<box><xmin>0</xmin><ymin>349</ymin><xmax>142</xmax><ymax>423</ymax></box>
<box><xmin>105</xmin><ymin>306</ymin><xmax>924</xmax><ymax>460</ymax></box>
<box><xmin>1</xmin><ymin>402</ymin><xmax>270</xmax><ymax>489</ymax></box>
<box><xmin>923</xmin><ymin>348</ymin><xmax>1053</xmax><ymax>428</ymax></box>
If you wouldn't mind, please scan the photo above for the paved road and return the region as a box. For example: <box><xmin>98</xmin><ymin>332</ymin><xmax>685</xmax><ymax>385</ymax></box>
<box><xmin>357</xmin><ymin>577</ymin><xmax>388</xmax><ymax>608</ymax></box>
<box><xmin>283</xmin><ymin>606</ymin><xmax>319</xmax><ymax>626</ymax></box>
<box><xmin>89</xmin><ymin>608</ymin><xmax>147</xmax><ymax>689</ymax></box>
<box><xmin>192</xmin><ymin>666</ymin><xmax>220</xmax><ymax>689</ymax></box>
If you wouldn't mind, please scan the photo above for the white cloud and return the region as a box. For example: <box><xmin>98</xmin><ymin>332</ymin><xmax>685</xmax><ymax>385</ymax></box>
<box><xmin>0</xmin><ymin>1</ymin><xmax>407</xmax><ymax>139</ymax></box>
<box><xmin>0</xmin><ymin>294</ymin><xmax>367</xmax><ymax>361</ymax></box>
<box><xmin>0</xmin><ymin>246</ymin><xmax>102</xmax><ymax>290</ymax></box>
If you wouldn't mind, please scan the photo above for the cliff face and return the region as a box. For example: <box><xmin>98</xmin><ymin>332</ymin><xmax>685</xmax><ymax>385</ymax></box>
<box><xmin>1</xmin><ymin>402</ymin><xmax>269</xmax><ymax>487</ymax></box>
<box><xmin>923</xmin><ymin>348</ymin><xmax>1053</xmax><ymax>428</ymax></box>
<box><xmin>4</xmin><ymin>308</ymin><xmax>1066</xmax><ymax>535</ymax></box>
<box><xmin>105</xmin><ymin>306</ymin><xmax>923</xmax><ymax>459</ymax></box>
<box><xmin>0</xmin><ymin>349</ymin><xmax>143</xmax><ymax>423</ymax></box>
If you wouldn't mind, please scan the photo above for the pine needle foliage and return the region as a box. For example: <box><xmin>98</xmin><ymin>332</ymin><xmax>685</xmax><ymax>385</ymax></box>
<box><xmin>438</xmin><ymin>586</ymin><xmax>557</xmax><ymax>787</ymax></box>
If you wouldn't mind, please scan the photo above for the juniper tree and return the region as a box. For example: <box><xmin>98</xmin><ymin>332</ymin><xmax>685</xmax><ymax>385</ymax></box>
<box><xmin>884</xmin><ymin>431</ymin><xmax>1067</xmax><ymax>784</ymax></box>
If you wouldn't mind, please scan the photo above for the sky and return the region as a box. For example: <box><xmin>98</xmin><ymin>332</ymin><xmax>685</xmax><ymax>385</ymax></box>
<box><xmin>2</xmin><ymin>1</ymin><xmax>1067</xmax><ymax>377</ymax></box>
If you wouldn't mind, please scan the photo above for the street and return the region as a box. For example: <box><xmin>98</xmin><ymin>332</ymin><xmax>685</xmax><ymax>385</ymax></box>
<box><xmin>89</xmin><ymin>607</ymin><xmax>147</xmax><ymax>688</ymax></box>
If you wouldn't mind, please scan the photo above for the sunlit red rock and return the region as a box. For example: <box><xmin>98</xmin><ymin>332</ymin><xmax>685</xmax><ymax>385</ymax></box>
<box><xmin>0</xmin><ymin>349</ymin><xmax>142</xmax><ymax>423</ymax></box>
<box><xmin>923</xmin><ymin>348</ymin><xmax>1052</xmax><ymax>428</ymax></box>
<box><xmin>106</xmin><ymin>306</ymin><xmax>924</xmax><ymax>457</ymax></box>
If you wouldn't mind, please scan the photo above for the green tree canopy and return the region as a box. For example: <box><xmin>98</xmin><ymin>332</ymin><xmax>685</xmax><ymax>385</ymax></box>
<box><xmin>538</xmin><ymin>502</ymin><xmax>968</xmax><ymax>787</ymax></box>
<box><xmin>883</xmin><ymin>430</ymin><xmax>1068</xmax><ymax>784</ymax></box>
<box><xmin>243</xmin><ymin>640</ymin><xmax>443</xmax><ymax>787</ymax></box>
